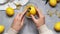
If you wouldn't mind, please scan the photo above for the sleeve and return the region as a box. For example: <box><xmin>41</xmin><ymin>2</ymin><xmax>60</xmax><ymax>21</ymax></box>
<box><xmin>38</xmin><ymin>24</ymin><xmax>54</xmax><ymax>34</ymax></box>
<box><xmin>4</xmin><ymin>28</ymin><xmax>18</xmax><ymax>34</ymax></box>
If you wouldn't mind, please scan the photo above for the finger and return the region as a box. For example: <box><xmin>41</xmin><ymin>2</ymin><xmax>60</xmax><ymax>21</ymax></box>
<box><xmin>20</xmin><ymin>9</ymin><xmax>27</xmax><ymax>20</ymax></box>
<box><xmin>31</xmin><ymin>15</ymin><xmax>36</xmax><ymax>22</ymax></box>
<box><xmin>21</xmin><ymin>17</ymin><xmax>24</xmax><ymax>26</ymax></box>
<box><xmin>35</xmin><ymin>7</ymin><xmax>43</xmax><ymax>17</ymax></box>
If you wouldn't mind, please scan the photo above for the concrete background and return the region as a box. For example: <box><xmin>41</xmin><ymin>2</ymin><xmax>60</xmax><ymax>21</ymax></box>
<box><xmin>0</xmin><ymin>0</ymin><xmax>60</xmax><ymax>34</ymax></box>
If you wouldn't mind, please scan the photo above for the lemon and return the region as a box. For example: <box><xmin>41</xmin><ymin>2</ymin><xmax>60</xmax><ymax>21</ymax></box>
<box><xmin>30</xmin><ymin>6</ymin><xmax>36</xmax><ymax>15</ymax></box>
<box><xmin>26</xmin><ymin>5</ymin><xmax>36</xmax><ymax>18</ymax></box>
<box><xmin>6</xmin><ymin>7</ymin><xmax>14</xmax><ymax>16</ymax></box>
<box><xmin>49</xmin><ymin>0</ymin><xmax>57</xmax><ymax>7</ymax></box>
<box><xmin>0</xmin><ymin>25</ymin><xmax>5</xmax><ymax>33</ymax></box>
<box><xmin>54</xmin><ymin>22</ymin><xmax>60</xmax><ymax>31</ymax></box>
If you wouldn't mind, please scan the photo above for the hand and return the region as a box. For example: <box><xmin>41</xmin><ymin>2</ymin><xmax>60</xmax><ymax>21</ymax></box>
<box><xmin>31</xmin><ymin>7</ymin><xmax>45</xmax><ymax>29</ymax></box>
<box><xmin>11</xmin><ymin>9</ymin><xmax>27</xmax><ymax>32</ymax></box>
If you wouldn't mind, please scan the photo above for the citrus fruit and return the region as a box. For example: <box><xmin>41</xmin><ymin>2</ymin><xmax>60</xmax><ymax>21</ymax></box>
<box><xmin>30</xmin><ymin>6</ymin><xmax>36</xmax><ymax>15</ymax></box>
<box><xmin>54</xmin><ymin>22</ymin><xmax>60</xmax><ymax>32</ymax></box>
<box><xmin>26</xmin><ymin>6</ymin><xmax>36</xmax><ymax>18</ymax></box>
<box><xmin>0</xmin><ymin>25</ymin><xmax>5</xmax><ymax>33</ymax></box>
<box><xmin>49</xmin><ymin>0</ymin><xmax>57</xmax><ymax>7</ymax></box>
<box><xmin>25</xmin><ymin>4</ymin><xmax>36</xmax><ymax>18</ymax></box>
<box><xmin>6</xmin><ymin>7</ymin><xmax>14</xmax><ymax>16</ymax></box>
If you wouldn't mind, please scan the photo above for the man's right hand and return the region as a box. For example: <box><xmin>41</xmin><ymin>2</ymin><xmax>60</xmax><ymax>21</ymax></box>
<box><xmin>31</xmin><ymin>7</ymin><xmax>45</xmax><ymax>29</ymax></box>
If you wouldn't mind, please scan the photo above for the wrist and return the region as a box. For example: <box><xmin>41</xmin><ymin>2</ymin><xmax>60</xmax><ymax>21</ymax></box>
<box><xmin>37</xmin><ymin>24</ymin><xmax>45</xmax><ymax>29</ymax></box>
<box><xmin>7</xmin><ymin>28</ymin><xmax>18</xmax><ymax>34</ymax></box>
<box><xmin>11</xmin><ymin>26</ymin><xmax>19</xmax><ymax>32</ymax></box>
<box><xmin>38</xmin><ymin>24</ymin><xmax>49</xmax><ymax>33</ymax></box>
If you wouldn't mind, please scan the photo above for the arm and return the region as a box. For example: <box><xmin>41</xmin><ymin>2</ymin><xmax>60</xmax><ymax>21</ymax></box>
<box><xmin>4</xmin><ymin>28</ymin><xmax>18</xmax><ymax>34</ymax></box>
<box><xmin>38</xmin><ymin>24</ymin><xmax>54</xmax><ymax>34</ymax></box>
<box><xmin>31</xmin><ymin>7</ymin><xmax>54</xmax><ymax>34</ymax></box>
<box><xmin>4</xmin><ymin>9</ymin><xmax>27</xmax><ymax>34</ymax></box>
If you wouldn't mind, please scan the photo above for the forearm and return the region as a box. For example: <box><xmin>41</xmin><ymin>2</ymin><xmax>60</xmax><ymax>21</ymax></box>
<box><xmin>4</xmin><ymin>28</ymin><xmax>18</xmax><ymax>34</ymax></box>
<box><xmin>38</xmin><ymin>24</ymin><xmax>54</xmax><ymax>34</ymax></box>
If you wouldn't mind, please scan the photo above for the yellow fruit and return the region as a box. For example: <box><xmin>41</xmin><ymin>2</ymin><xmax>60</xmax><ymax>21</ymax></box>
<box><xmin>25</xmin><ymin>4</ymin><xmax>36</xmax><ymax>18</ymax></box>
<box><xmin>0</xmin><ymin>25</ymin><xmax>5</xmax><ymax>33</ymax></box>
<box><xmin>6</xmin><ymin>7</ymin><xmax>14</xmax><ymax>16</ymax></box>
<box><xmin>30</xmin><ymin>6</ymin><xmax>36</xmax><ymax>15</ymax></box>
<box><xmin>49</xmin><ymin>0</ymin><xmax>57</xmax><ymax>7</ymax></box>
<box><xmin>26</xmin><ymin>5</ymin><xmax>36</xmax><ymax>18</ymax></box>
<box><xmin>54</xmin><ymin>22</ymin><xmax>60</xmax><ymax>31</ymax></box>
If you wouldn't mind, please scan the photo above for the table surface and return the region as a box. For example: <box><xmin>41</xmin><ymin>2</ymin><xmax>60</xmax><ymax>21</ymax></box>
<box><xmin>0</xmin><ymin>0</ymin><xmax>60</xmax><ymax>34</ymax></box>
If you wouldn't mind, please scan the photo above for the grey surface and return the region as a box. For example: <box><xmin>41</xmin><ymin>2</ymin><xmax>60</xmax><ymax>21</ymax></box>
<box><xmin>0</xmin><ymin>0</ymin><xmax>60</xmax><ymax>34</ymax></box>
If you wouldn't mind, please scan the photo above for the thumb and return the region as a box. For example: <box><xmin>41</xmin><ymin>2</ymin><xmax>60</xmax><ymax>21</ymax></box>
<box><xmin>31</xmin><ymin>15</ymin><xmax>36</xmax><ymax>21</ymax></box>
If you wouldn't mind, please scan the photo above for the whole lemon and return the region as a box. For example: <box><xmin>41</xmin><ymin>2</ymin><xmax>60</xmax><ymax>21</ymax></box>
<box><xmin>49</xmin><ymin>0</ymin><xmax>57</xmax><ymax>7</ymax></box>
<box><xmin>54</xmin><ymin>22</ymin><xmax>60</xmax><ymax>32</ymax></box>
<box><xmin>6</xmin><ymin>7</ymin><xmax>14</xmax><ymax>16</ymax></box>
<box><xmin>30</xmin><ymin>6</ymin><xmax>36</xmax><ymax>15</ymax></box>
<box><xmin>0</xmin><ymin>25</ymin><xmax>5</xmax><ymax>33</ymax></box>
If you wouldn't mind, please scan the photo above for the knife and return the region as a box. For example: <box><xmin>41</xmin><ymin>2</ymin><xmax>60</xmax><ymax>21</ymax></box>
<box><xmin>45</xmin><ymin>0</ymin><xmax>49</xmax><ymax>4</ymax></box>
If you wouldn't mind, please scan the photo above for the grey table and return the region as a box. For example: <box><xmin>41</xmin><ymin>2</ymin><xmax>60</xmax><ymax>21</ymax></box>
<box><xmin>0</xmin><ymin>0</ymin><xmax>60</xmax><ymax>34</ymax></box>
